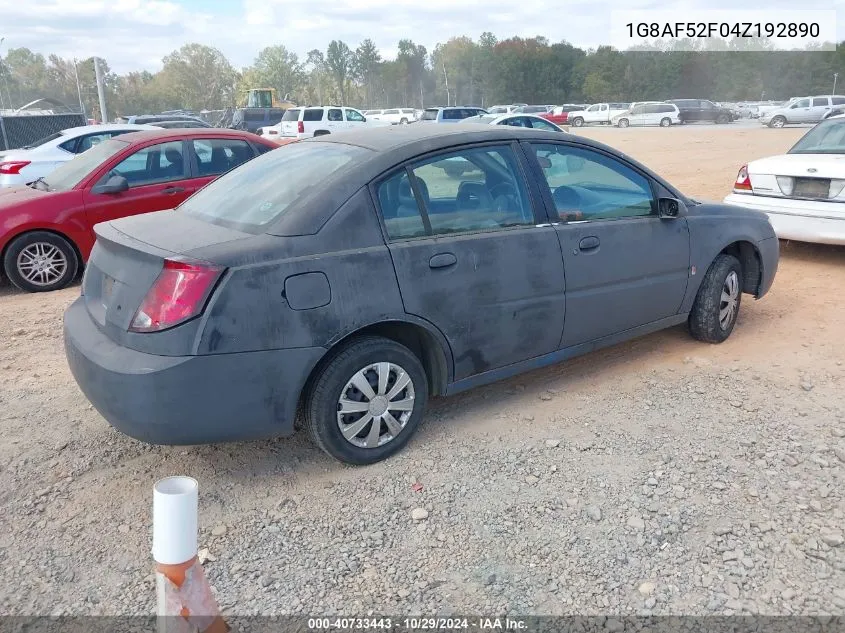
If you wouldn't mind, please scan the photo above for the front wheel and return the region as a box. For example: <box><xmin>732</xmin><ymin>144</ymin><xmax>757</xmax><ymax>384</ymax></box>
<box><xmin>716</xmin><ymin>114</ymin><xmax>730</xmax><ymax>124</ymax></box>
<box><xmin>305</xmin><ymin>336</ymin><xmax>429</xmax><ymax>465</ymax></box>
<box><xmin>660</xmin><ymin>117</ymin><xmax>671</xmax><ymax>127</ymax></box>
<box><xmin>571</xmin><ymin>117</ymin><xmax>584</xmax><ymax>127</ymax></box>
<box><xmin>617</xmin><ymin>118</ymin><xmax>629</xmax><ymax>128</ymax></box>
<box><xmin>769</xmin><ymin>116</ymin><xmax>786</xmax><ymax>128</ymax></box>
<box><xmin>3</xmin><ymin>231</ymin><xmax>79</xmax><ymax>293</ymax></box>
<box><xmin>688</xmin><ymin>254</ymin><xmax>743</xmax><ymax>344</ymax></box>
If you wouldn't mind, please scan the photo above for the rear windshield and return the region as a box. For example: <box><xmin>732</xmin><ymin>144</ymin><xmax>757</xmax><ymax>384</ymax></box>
<box><xmin>789</xmin><ymin>119</ymin><xmax>845</xmax><ymax>154</ymax></box>
<box><xmin>21</xmin><ymin>131</ymin><xmax>63</xmax><ymax>150</ymax></box>
<box><xmin>180</xmin><ymin>142</ymin><xmax>370</xmax><ymax>232</ymax></box>
<box><xmin>282</xmin><ymin>109</ymin><xmax>301</xmax><ymax>121</ymax></box>
<box><xmin>421</xmin><ymin>109</ymin><xmax>439</xmax><ymax>120</ymax></box>
<box><xmin>37</xmin><ymin>138</ymin><xmax>128</xmax><ymax>191</ymax></box>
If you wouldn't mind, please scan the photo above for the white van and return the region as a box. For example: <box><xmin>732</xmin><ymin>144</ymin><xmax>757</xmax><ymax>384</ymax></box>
<box><xmin>612</xmin><ymin>103</ymin><xmax>680</xmax><ymax>128</ymax></box>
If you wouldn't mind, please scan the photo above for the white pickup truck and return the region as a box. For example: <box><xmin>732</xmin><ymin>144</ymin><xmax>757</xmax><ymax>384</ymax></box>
<box><xmin>568</xmin><ymin>103</ymin><xmax>631</xmax><ymax>127</ymax></box>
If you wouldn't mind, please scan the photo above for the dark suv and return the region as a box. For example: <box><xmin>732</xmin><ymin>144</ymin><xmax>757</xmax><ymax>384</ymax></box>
<box><xmin>666</xmin><ymin>99</ymin><xmax>736</xmax><ymax>124</ymax></box>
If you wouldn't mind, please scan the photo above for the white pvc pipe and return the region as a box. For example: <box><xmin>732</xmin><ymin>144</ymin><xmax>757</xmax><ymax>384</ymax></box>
<box><xmin>153</xmin><ymin>476</ymin><xmax>198</xmax><ymax>565</ymax></box>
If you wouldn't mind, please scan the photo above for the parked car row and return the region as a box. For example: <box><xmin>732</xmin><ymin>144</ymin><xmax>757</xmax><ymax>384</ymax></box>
<box><xmin>58</xmin><ymin>124</ymin><xmax>779</xmax><ymax>466</ymax></box>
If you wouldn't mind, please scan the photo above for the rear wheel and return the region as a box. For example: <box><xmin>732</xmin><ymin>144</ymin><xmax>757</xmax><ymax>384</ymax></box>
<box><xmin>716</xmin><ymin>113</ymin><xmax>730</xmax><ymax>124</ymax></box>
<box><xmin>617</xmin><ymin>118</ymin><xmax>629</xmax><ymax>128</ymax></box>
<box><xmin>305</xmin><ymin>336</ymin><xmax>429</xmax><ymax>465</ymax></box>
<box><xmin>660</xmin><ymin>117</ymin><xmax>671</xmax><ymax>127</ymax></box>
<box><xmin>399</xmin><ymin>118</ymin><xmax>408</xmax><ymax>124</ymax></box>
<box><xmin>688</xmin><ymin>254</ymin><xmax>743</xmax><ymax>344</ymax></box>
<box><xmin>3</xmin><ymin>231</ymin><xmax>79</xmax><ymax>293</ymax></box>
<box><xmin>769</xmin><ymin>116</ymin><xmax>786</xmax><ymax>128</ymax></box>
<box><xmin>571</xmin><ymin>117</ymin><xmax>584</xmax><ymax>127</ymax></box>
<box><xmin>313</xmin><ymin>129</ymin><xmax>331</xmax><ymax>137</ymax></box>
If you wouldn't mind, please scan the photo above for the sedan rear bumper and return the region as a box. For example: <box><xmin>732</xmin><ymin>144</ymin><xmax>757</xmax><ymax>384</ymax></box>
<box><xmin>63</xmin><ymin>297</ymin><xmax>326</xmax><ymax>445</ymax></box>
<box><xmin>724</xmin><ymin>194</ymin><xmax>845</xmax><ymax>245</ymax></box>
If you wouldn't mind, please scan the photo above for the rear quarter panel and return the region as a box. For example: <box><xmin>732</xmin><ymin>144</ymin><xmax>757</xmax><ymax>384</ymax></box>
<box><xmin>191</xmin><ymin>188</ymin><xmax>415</xmax><ymax>355</ymax></box>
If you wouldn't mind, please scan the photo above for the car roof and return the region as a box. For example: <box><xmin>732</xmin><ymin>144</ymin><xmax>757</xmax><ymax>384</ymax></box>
<box><xmin>61</xmin><ymin>123</ymin><xmax>155</xmax><ymax>136</ymax></box>
<box><xmin>113</xmin><ymin>128</ymin><xmax>265</xmax><ymax>144</ymax></box>
<box><xmin>266</xmin><ymin>125</ymin><xmax>674</xmax><ymax>237</ymax></box>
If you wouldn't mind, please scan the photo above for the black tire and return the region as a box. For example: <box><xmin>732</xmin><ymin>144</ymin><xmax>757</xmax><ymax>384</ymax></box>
<box><xmin>617</xmin><ymin>118</ymin><xmax>629</xmax><ymax>128</ymax></box>
<box><xmin>660</xmin><ymin>117</ymin><xmax>671</xmax><ymax>127</ymax></box>
<box><xmin>716</xmin><ymin>114</ymin><xmax>730</xmax><ymax>124</ymax></box>
<box><xmin>305</xmin><ymin>336</ymin><xmax>429</xmax><ymax>465</ymax></box>
<box><xmin>313</xmin><ymin>129</ymin><xmax>331</xmax><ymax>137</ymax></box>
<box><xmin>3</xmin><ymin>231</ymin><xmax>79</xmax><ymax>293</ymax></box>
<box><xmin>769</xmin><ymin>116</ymin><xmax>786</xmax><ymax>128</ymax></box>
<box><xmin>399</xmin><ymin>118</ymin><xmax>408</xmax><ymax>124</ymax></box>
<box><xmin>571</xmin><ymin>117</ymin><xmax>584</xmax><ymax>127</ymax></box>
<box><xmin>688</xmin><ymin>254</ymin><xmax>743</xmax><ymax>344</ymax></box>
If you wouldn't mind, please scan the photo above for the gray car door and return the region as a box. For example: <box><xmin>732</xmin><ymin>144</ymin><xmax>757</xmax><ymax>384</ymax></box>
<box><xmin>375</xmin><ymin>143</ymin><xmax>566</xmax><ymax>380</ymax></box>
<box><xmin>525</xmin><ymin>141</ymin><xmax>690</xmax><ymax>348</ymax></box>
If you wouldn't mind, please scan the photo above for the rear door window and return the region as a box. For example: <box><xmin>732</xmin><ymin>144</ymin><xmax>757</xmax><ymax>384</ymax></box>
<box><xmin>377</xmin><ymin>145</ymin><xmax>534</xmax><ymax>239</ymax></box>
<box><xmin>328</xmin><ymin>108</ymin><xmax>343</xmax><ymax>122</ymax></box>
<box><xmin>812</xmin><ymin>97</ymin><xmax>829</xmax><ymax>107</ymax></box>
<box><xmin>192</xmin><ymin>139</ymin><xmax>255</xmax><ymax>177</ymax></box>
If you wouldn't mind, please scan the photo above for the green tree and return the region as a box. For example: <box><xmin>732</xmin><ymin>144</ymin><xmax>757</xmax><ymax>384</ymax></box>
<box><xmin>250</xmin><ymin>45</ymin><xmax>304</xmax><ymax>102</ymax></box>
<box><xmin>326</xmin><ymin>40</ymin><xmax>354</xmax><ymax>105</ymax></box>
<box><xmin>155</xmin><ymin>43</ymin><xmax>238</xmax><ymax>111</ymax></box>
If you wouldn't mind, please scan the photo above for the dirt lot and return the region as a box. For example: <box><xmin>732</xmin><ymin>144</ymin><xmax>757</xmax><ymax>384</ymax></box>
<box><xmin>1</xmin><ymin>126</ymin><xmax>844</xmax><ymax>616</ymax></box>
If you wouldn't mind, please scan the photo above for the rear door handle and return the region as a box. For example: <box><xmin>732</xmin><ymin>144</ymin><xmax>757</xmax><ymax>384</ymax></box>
<box><xmin>429</xmin><ymin>253</ymin><xmax>457</xmax><ymax>269</ymax></box>
<box><xmin>162</xmin><ymin>186</ymin><xmax>185</xmax><ymax>195</ymax></box>
<box><xmin>579</xmin><ymin>236</ymin><xmax>600</xmax><ymax>251</ymax></box>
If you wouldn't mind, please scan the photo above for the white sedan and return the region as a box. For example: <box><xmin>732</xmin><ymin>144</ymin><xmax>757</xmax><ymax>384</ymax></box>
<box><xmin>0</xmin><ymin>123</ymin><xmax>156</xmax><ymax>187</ymax></box>
<box><xmin>460</xmin><ymin>113</ymin><xmax>566</xmax><ymax>133</ymax></box>
<box><xmin>723</xmin><ymin>115</ymin><xmax>845</xmax><ymax>245</ymax></box>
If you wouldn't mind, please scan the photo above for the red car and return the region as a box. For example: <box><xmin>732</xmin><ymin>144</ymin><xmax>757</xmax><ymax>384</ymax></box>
<box><xmin>0</xmin><ymin>128</ymin><xmax>275</xmax><ymax>292</ymax></box>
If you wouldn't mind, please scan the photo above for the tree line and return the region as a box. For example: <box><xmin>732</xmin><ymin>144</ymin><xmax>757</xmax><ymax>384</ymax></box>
<box><xmin>1</xmin><ymin>35</ymin><xmax>843</xmax><ymax>119</ymax></box>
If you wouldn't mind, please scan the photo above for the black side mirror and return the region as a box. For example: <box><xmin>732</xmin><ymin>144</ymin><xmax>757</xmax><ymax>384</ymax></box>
<box><xmin>92</xmin><ymin>174</ymin><xmax>129</xmax><ymax>195</ymax></box>
<box><xmin>658</xmin><ymin>197</ymin><xmax>683</xmax><ymax>219</ymax></box>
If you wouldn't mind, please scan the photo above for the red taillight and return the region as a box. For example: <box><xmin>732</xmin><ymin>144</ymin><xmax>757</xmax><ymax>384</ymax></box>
<box><xmin>297</xmin><ymin>121</ymin><xmax>305</xmax><ymax>134</ymax></box>
<box><xmin>0</xmin><ymin>161</ymin><xmax>31</xmax><ymax>175</ymax></box>
<box><xmin>734</xmin><ymin>164</ymin><xmax>753</xmax><ymax>191</ymax></box>
<box><xmin>129</xmin><ymin>259</ymin><xmax>223</xmax><ymax>333</ymax></box>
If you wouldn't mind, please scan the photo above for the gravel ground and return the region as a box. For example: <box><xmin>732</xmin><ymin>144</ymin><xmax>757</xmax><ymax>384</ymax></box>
<box><xmin>0</xmin><ymin>126</ymin><xmax>843</xmax><ymax>616</ymax></box>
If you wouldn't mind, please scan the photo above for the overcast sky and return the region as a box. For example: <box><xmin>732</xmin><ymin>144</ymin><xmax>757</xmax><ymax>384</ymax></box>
<box><xmin>1</xmin><ymin>0</ymin><xmax>843</xmax><ymax>73</ymax></box>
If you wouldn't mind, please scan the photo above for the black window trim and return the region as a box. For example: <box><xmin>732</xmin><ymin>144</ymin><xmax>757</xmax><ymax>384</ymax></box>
<box><xmin>369</xmin><ymin>140</ymin><xmax>543</xmax><ymax>243</ymax></box>
<box><xmin>518</xmin><ymin>139</ymin><xmax>661</xmax><ymax>225</ymax></box>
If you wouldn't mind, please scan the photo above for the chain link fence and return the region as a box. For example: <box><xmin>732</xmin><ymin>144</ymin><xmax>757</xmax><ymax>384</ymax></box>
<box><xmin>0</xmin><ymin>114</ymin><xmax>87</xmax><ymax>151</ymax></box>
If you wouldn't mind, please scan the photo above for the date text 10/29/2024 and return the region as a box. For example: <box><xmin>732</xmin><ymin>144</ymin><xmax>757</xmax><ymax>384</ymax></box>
<box><xmin>307</xmin><ymin>617</ymin><xmax>528</xmax><ymax>630</ymax></box>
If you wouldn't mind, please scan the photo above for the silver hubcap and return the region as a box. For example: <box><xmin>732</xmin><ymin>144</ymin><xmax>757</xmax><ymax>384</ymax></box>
<box><xmin>337</xmin><ymin>362</ymin><xmax>415</xmax><ymax>449</ymax></box>
<box><xmin>17</xmin><ymin>242</ymin><xmax>67</xmax><ymax>286</ymax></box>
<box><xmin>772</xmin><ymin>119</ymin><xmax>784</xmax><ymax>128</ymax></box>
<box><xmin>719</xmin><ymin>270</ymin><xmax>740</xmax><ymax>330</ymax></box>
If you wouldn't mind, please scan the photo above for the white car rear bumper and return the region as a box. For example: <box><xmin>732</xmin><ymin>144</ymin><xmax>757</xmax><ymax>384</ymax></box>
<box><xmin>723</xmin><ymin>193</ymin><xmax>845</xmax><ymax>245</ymax></box>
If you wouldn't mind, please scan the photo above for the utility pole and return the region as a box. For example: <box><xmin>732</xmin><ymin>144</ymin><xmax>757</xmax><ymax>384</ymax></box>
<box><xmin>834</xmin><ymin>73</ymin><xmax>839</xmax><ymax>96</ymax></box>
<box><xmin>94</xmin><ymin>57</ymin><xmax>108</xmax><ymax>123</ymax></box>
<box><xmin>442</xmin><ymin>62</ymin><xmax>449</xmax><ymax>106</ymax></box>
<box><xmin>0</xmin><ymin>37</ymin><xmax>7</xmax><ymax>110</ymax></box>
<box><xmin>73</xmin><ymin>59</ymin><xmax>86</xmax><ymax>120</ymax></box>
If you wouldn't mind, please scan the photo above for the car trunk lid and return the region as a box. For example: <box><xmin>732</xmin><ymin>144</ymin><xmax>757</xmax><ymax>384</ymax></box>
<box><xmin>747</xmin><ymin>154</ymin><xmax>845</xmax><ymax>202</ymax></box>
<box><xmin>83</xmin><ymin>211</ymin><xmax>252</xmax><ymax>341</ymax></box>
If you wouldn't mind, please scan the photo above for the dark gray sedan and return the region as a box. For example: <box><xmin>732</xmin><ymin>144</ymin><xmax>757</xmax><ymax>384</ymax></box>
<box><xmin>64</xmin><ymin>126</ymin><xmax>779</xmax><ymax>464</ymax></box>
